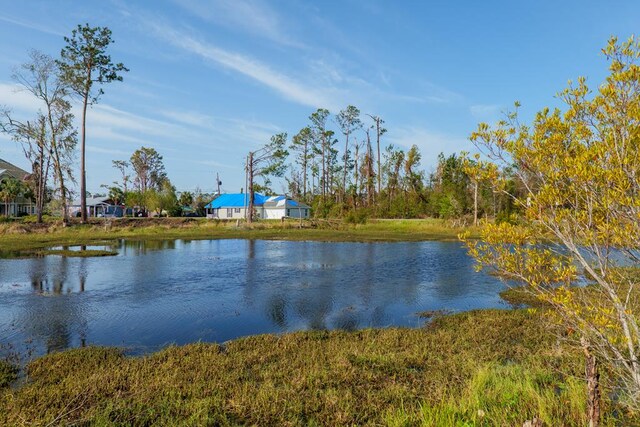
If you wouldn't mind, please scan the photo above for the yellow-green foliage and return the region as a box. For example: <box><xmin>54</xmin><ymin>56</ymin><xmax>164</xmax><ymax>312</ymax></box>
<box><xmin>385</xmin><ymin>363</ymin><xmax>601</xmax><ymax>427</ymax></box>
<box><xmin>0</xmin><ymin>310</ymin><xmax>607</xmax><ymax>426</ymax></box>
<box><xmin>465</xmin><ymin>36</ymin><xmax>640</xmax><ymax>408</ymax></box>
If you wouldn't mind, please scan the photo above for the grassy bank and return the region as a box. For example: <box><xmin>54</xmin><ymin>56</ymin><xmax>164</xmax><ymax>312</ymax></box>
<box><xmin>0</xmin><ymin>309</ymin><xmax>629</xmax><ymax>425</ymax></box>
<box><xmin>0</xmin><ymin>217</ymin><xmax>476</xmax><ymax>252</ymax></box>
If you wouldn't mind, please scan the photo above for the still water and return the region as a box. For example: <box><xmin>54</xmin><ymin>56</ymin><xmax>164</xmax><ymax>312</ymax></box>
<box><xmin>0</xmin><ymin>239</ymin><xmax>507</xmax><ymax>358</ymax></box>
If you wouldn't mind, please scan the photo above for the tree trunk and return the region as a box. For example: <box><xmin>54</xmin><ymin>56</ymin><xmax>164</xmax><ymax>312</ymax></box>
<box><xmin>37</xmin><ymin>144</ymin><xmax>44</xmax><ymax>223</ymax></box>
<box><xmin>321</xmin><ymin>135</ymin><xmax>326</xmax><ymax>199</ymax></box>
<box><xmin>303</xmin><ymin>143</ymin><xmax>308</xmax><ymax>202</ymax></box>
<box><xmin>80</xmin><ymin>89</ymin><xmax>89</xmax><ymax>224</ymax></box>
<box><xmin>473</xmin><ymin>180</ymin><xmax>478</xmax><ymax>227</ymax></box>
<box><xmin>247</xmin><ymin>151</ymin><xmax>254</xmax><ymax>224</ymax></box>
<box><xmin>46</xmin><ymin>102</ymin><xmax>69</xmax><ymax>224</ymax></box>
<box><xmin>343</xmin><ymin>131</ymin><xmax>349</xmax><ymax>203</ymax></box>
<box><xmin>376</xmin><ymin>120</ymin><xmax>381</xmax><ymax>198</ymax></box>
<box><xmin>582</xmin><ymin>339</ymin><xmax>601</xmax><ymax>427</ymax></box>
<box><xmin>354</xmin><ymin>144</ymin><xmax>359</xmax><ymax>210</ymax></box>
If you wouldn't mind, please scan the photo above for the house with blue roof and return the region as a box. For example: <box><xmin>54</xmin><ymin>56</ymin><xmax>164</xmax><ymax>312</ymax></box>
<box><xmin>205</xmin><ymin>193</ymin><xmax>311</xmax><ymax>219</ymax></box>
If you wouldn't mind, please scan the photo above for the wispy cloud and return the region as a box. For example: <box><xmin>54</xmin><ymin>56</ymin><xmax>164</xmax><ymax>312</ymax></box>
<box><xmin>388</xmin><ymin>125</ymin><xmax>473</xmax><ymax>168</ymax></box>
<box><xmin>417</xmin><ymin>81</ymin><xmax>465</xmax><ymax>105</ymax></box>
<box><xmin>146</xmin><ymin>22</ymin><xmax>340</xmax><ymax>109</ymax></box>
<box><xmin>86</xmin><ymin>145</ymin><xmax>130</xmax><ymax>156</ymax></box>
<box><xmin>88</xmin><ymin>104</ymin><xmax>185</xmax><ymax>138</ymax></box>
<box><xmin>172</xmin><ymin>0</ymin><xmax>304</xmax><ymax>48</ymax></box>
<box><xmin>469</xmin><ymin>104</ymin><xmax>502</xmax><ymax>121</ymax></box>
<box><xmin>0</xmin><ymin>82</ymin><xmax>44</xmax><ymax>113</ymax></box>
<box><xmin>0</xmin><ymin>14</ymin><xmax>64</xmax><ymax>37</ymax></box>
<box><xmin>194</xmin><ymin>159</ymin><xmax>234</xmax><ymax>169</ymax></box>
<box><xmin>159</xmin><ymin>109</ymin><xmax>281</xmax><ymax>147</ymax></box>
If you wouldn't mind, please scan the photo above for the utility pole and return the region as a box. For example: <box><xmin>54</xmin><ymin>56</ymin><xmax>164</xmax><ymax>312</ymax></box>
<box><xmin>244</xmin><ymin>155</ymin><xmax>249</xmax><ymax>220</ymax></box>
<box><xmin>216</xmin><ymin>172</ymin><xmax>221</xmax><ymax>196</ymax></box>
<box><xmin>247</xmin><ymin>151</ymin><xmax>255</xmax><ymax>223</ymax></box>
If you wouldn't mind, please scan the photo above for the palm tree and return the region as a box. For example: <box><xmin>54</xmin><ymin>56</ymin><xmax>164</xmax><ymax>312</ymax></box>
<box><xmin>0</xmin><ymin>177</ymin><xmax>24</xmax><ymax>217</ymax></box>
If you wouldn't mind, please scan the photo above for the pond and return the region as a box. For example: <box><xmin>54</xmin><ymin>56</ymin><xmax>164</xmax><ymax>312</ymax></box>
<box><xmin>0</xmin><ymin>239</ymin><xmax>508</xmax><ymax>359</ymax></box>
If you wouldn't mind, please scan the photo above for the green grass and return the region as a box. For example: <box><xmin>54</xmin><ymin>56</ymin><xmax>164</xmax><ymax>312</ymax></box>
<box><xmin>499</xmin><ymin>287</ymin><xmax>549</xmax><ymax>308</ymax></box>
<box><xmin>0</xmin><ymin>217</ymin><xmax>477</xmax><ymax>252</ymax></box>
<box><xmin>385</xmin><ymin>363</ymin><xmax>594</xmax><ymax>426</ymax></box>
<box><xmin>1</xmin><ymin>309</ymin><xmax>629</xmax><ymax>426</ymax></box>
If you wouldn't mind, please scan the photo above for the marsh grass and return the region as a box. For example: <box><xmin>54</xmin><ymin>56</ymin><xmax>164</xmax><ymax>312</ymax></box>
<box><xmin>499</xmin><ymin>287</ymin><xmax>550</xmax><ymax>309</ymax></box>
<box><xmin>384</xmin><ymin>363</ymin><xmax>599</xmax><ymax>426</ymax></box>
<box><xmin>2</xmin><ymin>310</ymin><xmax>629</xmax><ymax>426</ymax></box>
<box><xmin>0</xmin><ymin>217</ymin><xmax>476</xmax><ymax>252</ymax></box>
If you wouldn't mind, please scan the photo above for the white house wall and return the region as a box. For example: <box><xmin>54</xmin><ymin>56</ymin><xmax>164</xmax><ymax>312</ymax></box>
<box><xmin>264</xmin><ymin>208</ymin><xmax>286</xmax><ymax>219</ymax></box>
<box><xmin>264</xmin><ymin>207</ymin><xmax>308</xmax><ymax>219</ymax></box>
<box><xmin>209</xmin><ymin>205</ymin><xmax>309</xmax><ymax>219</ymax></box>
<box><xmin>211</xmin><ymin>207</ymin><xmax>266</xmax><ymax>219</ymax></box>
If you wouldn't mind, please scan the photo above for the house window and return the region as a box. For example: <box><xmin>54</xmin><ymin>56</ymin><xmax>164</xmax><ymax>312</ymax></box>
<box><xmin>234</xmin><ymin>208</ymin><xmax>241</xmax><ymax>213</ymax></box>
<box><xmin>305</xmin><ymin>209</ymin><xmax>308</xmax><ymax>217</ymax></box>
<box><xmin>287</xmin><ymin>209</ymin><xmax>290</xmax><ymax>216</ymax></box>
<box><xmin>227</xmin><ymin>208</ymin><xmax>233</xmax><ymax>217</ymax></box>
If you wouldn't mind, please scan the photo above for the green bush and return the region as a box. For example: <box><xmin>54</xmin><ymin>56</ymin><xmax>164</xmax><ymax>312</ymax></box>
<box><xmin>344</xmin><ymin>209</ymin><xmax>368</xmax><ymax>224</ymax></box>
<box><xmin>0</xmin><ymin>360</ymin><xmax>18</xmax><ymax>388</ymax></box>
<box><xmin>495</xmin><ymin>211</ymin><xmax>519</xmax><ymax>225</ymax></box>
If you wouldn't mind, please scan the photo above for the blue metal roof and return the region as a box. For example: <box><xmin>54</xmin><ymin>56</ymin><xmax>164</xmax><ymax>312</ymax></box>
<box><xmin>205</xmin><ymin>193</ymin><xmax>310</xmax><ymax>209</ymax></box>
<box><xmin>205</xmin><ymin>193</ymin><xmax>266</xmax><ymax>209</ymax></box>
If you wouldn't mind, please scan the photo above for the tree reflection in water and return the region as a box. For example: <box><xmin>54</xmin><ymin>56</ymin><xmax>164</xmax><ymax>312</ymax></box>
<box><xmin>0</xmin><ymin>239</ymin><xmax>506</xmax><ymax>359</ymax></box>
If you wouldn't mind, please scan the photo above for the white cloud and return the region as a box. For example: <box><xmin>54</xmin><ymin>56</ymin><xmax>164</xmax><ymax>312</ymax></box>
<box><xmin>86</xmin><ymin>145</ymin><xmax>130</xmax><ymax>156</ymax></box>
<box><xmin>470</xmin><ymin>104</ymin><xmax>502</xmax><ymax>121</ymax></box>
<box><xmin>160</xmin><ymin>109</ymin><xmax>282</xmax><ymax>151</ymax></box>
<box><xmin>0</xmin><ymin>83</ymin><xmax>44</xmax><ymax>113</ymax></box>
<box><xmin>194</xmin><ymin>159</ymin><xmax>234</xmax><ymax>168</ymax></box>
<box><xmin>145</xmin><ymin>22</ymin><xmax>341</xmax><ymax>110</ymax></box>
<box><xmin>387</xmin><ymin>126</ymin><xmax>473</xmax><ymax>168</ymax></box>
<box><xmin>0</xmin><ymin>14</ymin><xmax>64</xmax><ymax>37</ymax></box>
<box><xmin>88</xmin><ymin>126</ymin><xmax>150</xmax><ymax>146</ymax></box>
<box><xmin>88</xmin><ymin>104</ymin><xmax>185</xmax><ymax>138</ymax></box>
<box><xmin>173</xmin><ymin>0</ymin><xmax>304</xmax><ymax>48</ymax></box>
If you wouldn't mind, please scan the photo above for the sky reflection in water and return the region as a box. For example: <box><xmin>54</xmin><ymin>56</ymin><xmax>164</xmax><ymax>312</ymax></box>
<box><xmin>0</xmin><ymin>239</ymin><xmax>507</xmax><ymax>358</ymax></box>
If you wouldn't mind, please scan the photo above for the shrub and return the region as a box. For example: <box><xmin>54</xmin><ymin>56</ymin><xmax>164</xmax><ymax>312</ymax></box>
<box><xmin>0</xmin><ymin>360</ymin><xmax>18</xmax><ymax>389</ymax></box>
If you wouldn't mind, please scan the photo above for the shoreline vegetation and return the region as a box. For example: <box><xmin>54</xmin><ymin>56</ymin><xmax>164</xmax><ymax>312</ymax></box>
<box><xmin>0</xmin><ymin>217</ymin><xmax>478</xmax><ymax>253</ymax></box>
<box><xmin>3</xmin><ymin>309</ymin><xmax>625</xmax><ymax>426</ymax></box>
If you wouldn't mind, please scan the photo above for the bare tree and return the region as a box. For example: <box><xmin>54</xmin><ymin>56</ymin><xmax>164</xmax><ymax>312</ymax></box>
<box><xmin>2</xmin><ymin>51</ymin><xmax>76</xmax><ymax>222</ymax></box>
<box><xmin>290</xmin><ymin>127</ymin><xmax>313</xmax><ymax>202</ymax></box>
<box><xmin>367</xmin><ymin>115</ymin><xmax>386</xmax><ymax>197</ymax></box>
<box><xmin>245</xmin><ymin>133</ymin><xmax>289</xmax><ymax>223</ymax></box>
<box><xmin>336</xmin><ymin>105</ymin><xmax>362</xmax><ymax>202</ymax></box>
<box><xmin>309</xmin><ymin>109</ymin><xmax>330</xmax><ymax>198</ymax></box>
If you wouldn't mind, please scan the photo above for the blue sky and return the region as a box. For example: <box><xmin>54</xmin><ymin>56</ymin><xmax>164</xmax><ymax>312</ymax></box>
<box><xmin>0</xmin><ymin>0</ymin><xmax>638</xmax><ymax>194</ymax></box>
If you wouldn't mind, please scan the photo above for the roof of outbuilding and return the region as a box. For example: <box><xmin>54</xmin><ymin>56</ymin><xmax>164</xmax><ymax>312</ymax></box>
<box><xmin>70</xmin><ymin>196</ymin><xmax>114</xmax><ymax>207</ymax></box>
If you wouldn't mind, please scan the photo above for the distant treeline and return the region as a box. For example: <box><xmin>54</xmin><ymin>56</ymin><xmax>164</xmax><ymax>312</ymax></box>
<box><xmin>252</xmin><ymin>106</ymin><xmax>521</xmax><ymax>223</ymax></box>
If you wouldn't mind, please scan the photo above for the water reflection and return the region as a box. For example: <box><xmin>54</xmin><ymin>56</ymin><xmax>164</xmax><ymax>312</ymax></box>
<box><xmin>0</xmin><ymin>239</ymin><xmax>507</xmax><ymax>359</ymax></box>
<box><xmin>120</xmin><ymin>239</ymin><xmax>177</xmax><ymax>256</ymax></box>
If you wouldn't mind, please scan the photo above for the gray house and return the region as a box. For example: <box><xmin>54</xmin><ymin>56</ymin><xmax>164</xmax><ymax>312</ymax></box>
<box><xmin>69</xmin><ymin>196</ymin><xmax>124</xmax><ymax>218</ymax></box>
